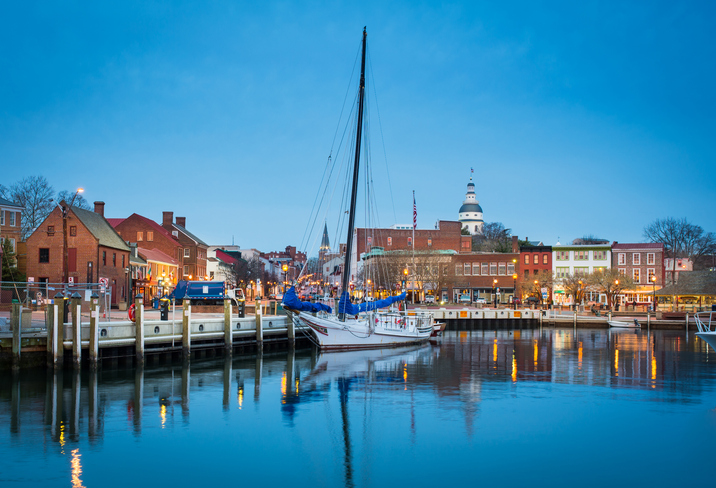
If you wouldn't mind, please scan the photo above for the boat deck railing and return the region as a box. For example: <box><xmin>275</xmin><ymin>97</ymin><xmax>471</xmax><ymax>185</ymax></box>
<box><xmin>695</xmin><ymin>311</ymin><xmax>715</xmax><ymax>333</ymax></box>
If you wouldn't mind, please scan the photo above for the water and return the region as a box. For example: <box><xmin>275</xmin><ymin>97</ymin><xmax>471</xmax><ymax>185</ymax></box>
<box><xmin>2</xmin><ymin>328</ymin><xmax>716</xmax><ymax>488</ymax></box>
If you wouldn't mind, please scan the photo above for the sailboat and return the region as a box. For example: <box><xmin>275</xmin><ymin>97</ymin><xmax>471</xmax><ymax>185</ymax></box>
<box><xmin>282</xmin><ymin>28</ymin><xmax>434</xmax><ymax>350</ymax></box>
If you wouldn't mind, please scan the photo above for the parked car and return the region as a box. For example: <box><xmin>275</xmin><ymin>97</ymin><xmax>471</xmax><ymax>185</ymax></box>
<box><xmin>459</xmin><ymin>294</ymin><xmax>471</xmax><ymax>304</ymax></box>
<box><xmin>525</xmin><ymin>296</ymin><xmax>540</xmax><ymax>304</ymax></box>
<box><xmin>473</xmin><ymin>297</ymin><xmax>487</xmax><ymax>304</ymax></box>
<box><xmin>424</xmin><ymin>294</ymin><xmax>435</xmax><ymax>304</ymax></box>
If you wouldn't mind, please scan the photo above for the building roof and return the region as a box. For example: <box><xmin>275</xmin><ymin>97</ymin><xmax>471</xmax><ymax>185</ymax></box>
<box><xmin>71</xmin><ymin>205</ymin><xmax>130</xmax><ymax>252</ymax></box>
<box><xmin>106</xmin><ymin>218</ymin><xmax>125</xmax><ymax>227</ymax></box>
<box><xmin>173</xmin><ymin>223</ymin><xmax>208</xmax><ymax>247</ymax></box>
<box><xmin>0</xmin><ymin>196</ymin><xmax>23</xmax><ymax>209</ymax></box>
<box><xmin>137</xmin><ymin>248</ymin><xmax>178</xmax><ymax>265</ymax></box>
<box><xmin>611</xmin><ymin>242</ymin><xmax>664</xmax><ymax>250</ymax></box>
<box><xmin>126</xmin><ymin>213</ymin><xmax>182</xmax><ymax>246</ymax></box>
<box><xmin>655</xmin><ymin>270</ymin><xmax>716</xmax><ymax>296</ymax></box>
<box><xmin>459</xmin><ymin>203</ymin><xmax>483</xmax><ymax>214</ymax></box>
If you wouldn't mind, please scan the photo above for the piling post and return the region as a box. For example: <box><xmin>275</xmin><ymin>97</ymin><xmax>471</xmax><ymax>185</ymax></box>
<box><xmin>135</xmin><ymin>294</ymin><xmax>145</xmax><ymax>364</ymax></box>
<box><xmin>55</xmin><ymin>292</ymin><xmax>66</xmax><ymax>366</ymax></box>
<box><xmin>685</xmin><ymin>313</ymin><xmax>689</xmax><ymax>333</ymax></box>
<box><xmin>647</xmin><ymin>312</ymin><xmax>651</xmax><ymax>330</ymax></box>
<box><xmin>287</xmin><ymin>312</ymin><xmax>295</xmax><ymax>348</ymax></box>
<box><xmin>224</xmin><ymin>298</ymin><xmax>233</xmax><ymax>351</ymax></box>
<box><xmin>182</xmin><ymin>302</ymin><xmax>191</xmax><ymax>359</ymax></box>
<box><xmin>46</xmin><ymin>300</ymin><xmax>56</xmax><ymax>368</ymax></box>
<box><xmin>573</xmin><ymin>311</ymin><xmax>577</xmax><ymax>330</ymax></box>
<box><xmin>11</xmin><ymin>302</ymin><xmax>21</xmax><ymax>370</ymax></box>
<box><xmin>89</xmin><ymin>292</ymin><xmax>100</xmax><ymax>368</ymax></box>
<box><xmin>71</xmin><ymin>292</ymin><xmax>82</xmax><ymax>368</ymax></box>
<box><xmin>608</xmin><ymin>311</ymin><xmax>612</xmax><ymax>323</ymax></box>
<box><xmin>255</xmin><ymin>299</ymin><xmax>263</xmax><ymax>349</ymax></box>
<box><xmin>539</xmin><ymin>309</ymin><xmax>543</xmax><ymax>327</ymax></box>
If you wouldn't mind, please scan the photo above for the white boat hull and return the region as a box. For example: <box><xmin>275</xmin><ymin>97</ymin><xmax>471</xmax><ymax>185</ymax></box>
<box><xmin>696</xmin><ymin>332</ymin><xmax>716</xmax><ymax>352</ymax></box>
<box><xmin>608</xmin><ymin>320</ymin><xmax>640</xmax><ymax>328</ymax></box>
<box><xmin>289</xmin><ymin>310</ymin><xmax>433</xmax><ymax>350</ymax></box>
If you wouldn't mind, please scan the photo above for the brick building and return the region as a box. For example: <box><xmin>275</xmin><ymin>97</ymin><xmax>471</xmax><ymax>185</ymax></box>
<box><xmin>355</xmin><ymin>220</ymin><xmax>471</xmax><ymax>266</ymax></box>
<box><xmin>449</xmin><ymin>237</ymin><xmax>520</xmax><ymax>304</ymax></box>
<box><xmin>25</xmin><ymin>201</ymin><xmax>130</xmax><ymax>305</ymax></box>
<box><xmin>0</xmin><ymin>196</ymin><xmax>23</xmax><ymax>252</ymax></box>
<box><xmin>161</xmin><ymin>212</ymin><xmax>208</xmax><ymax>280</ymax></box>
<box><xmin>611</xmin><ymin>242</ymin><xmax>664</xmax><ymax>306</ymax></box>
<box><xmin>519</xmin><ymin>244</ymin><xmax>553</xmax><ymax>279</ymax></box>
<box><xmin>110</xmin><ymin>213</ymin><xmax>184</xmax><ymax>295</ymax></box>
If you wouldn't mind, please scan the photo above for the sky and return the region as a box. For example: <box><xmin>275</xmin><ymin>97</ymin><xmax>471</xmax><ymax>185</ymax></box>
<box><xmin>2</xmin><ymin>1</ymin><xmax>714</xmax><ymax>254</ymax></box>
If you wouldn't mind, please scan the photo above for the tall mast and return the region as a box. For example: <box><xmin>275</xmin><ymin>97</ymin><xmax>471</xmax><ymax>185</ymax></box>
<box><xmin>339</xmin><ymin>27</ymin><xmax>367</xmax><ymax>321</ymax></box>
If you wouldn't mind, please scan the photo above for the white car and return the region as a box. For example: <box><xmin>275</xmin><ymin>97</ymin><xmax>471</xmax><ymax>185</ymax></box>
<box><xmin>424</xmin><ymin>294</ymin><xmax>435</xmax><ymax>304</ymax></box>
<box><xmin>474</xmin><ymin>298</ymin><xmax>487</xmax><ymax>304</ymax></box>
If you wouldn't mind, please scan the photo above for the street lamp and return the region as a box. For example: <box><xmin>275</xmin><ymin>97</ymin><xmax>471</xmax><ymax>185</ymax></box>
<box><xmin>651</xmin><ymin>275</ymin><xmax>657</xmax><ymax>311</ymax></box>
<box><xmin>578</xmin><ymin>280</ymin><xmax>583</xmax><ymax>311</ymax></box>
<box><xmin>512</xmin><ymin>274</ymin><xmax>517</xmax><ymax>310</ymax></box>
<box><xmin>62</xmin><ymin>188</ymin><xmax>84</xmax><ymax>285</ymax></box>
<box><xmin>534</xmin><ymin>280</ymin><xmax>539</xmax><ymax>308</ymax></box>
<box><xmin>282</xmin><ymin>264</ymin><xmax>288</xmax><ymax>292</ymax></box>
<box><xmin>493</xmin><ymin>278</ymin><xmax>498</xmax><ymax>308</ymax></box>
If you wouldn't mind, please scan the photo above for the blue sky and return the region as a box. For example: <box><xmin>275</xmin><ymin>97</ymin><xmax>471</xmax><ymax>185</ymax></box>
<box><xmin>2</xmin><ymin>1</ymin><xmax>714</xmax><ymax>253</ymax></box>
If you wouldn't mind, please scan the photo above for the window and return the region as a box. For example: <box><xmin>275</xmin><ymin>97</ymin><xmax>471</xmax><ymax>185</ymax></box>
<box><xmin>0</xmin><ymin>210</ymin><xmax>4</xmax><ymax>225</ymax></box>
<box><xmin>427</xmin><ymin>239</ymin><xmax>432</xmax><ymax>247</ymax></box>
<box><xmin>407</xmin><ymin>237</ymin><xmax>412</xmax><ymax>246</ymax></box>
<box><xmin>543</xmin><ymin>254</ymin><xmax>548</xmax><ymax>265</ymax></box>
<box><xmin>464</xmin><ymin>263</ymin><xmax>470</xmax><ymax>275</ymax></box>
<box><xmin>498</xmin><ymin>263</ymin><xmax>506</xmax><ymax>275</ymax></box>
<box><xmin>39</xmin><ymin>248</ymin><xmax>50</xmax><ymax>263</ymax></box>
<box><xmin>618</xmin><ymin>267</ymin><xmax>626</xmax><ymax>275</ymax></box>
<box><xmin>633</xmin><ymin>268</ymin><xmax>640</xmax><ymax>283</ymax></box>
<box><xmin>387</xmin><ymin>237</ymin><xmax>392</xmax><ymax>246</ymax></box>
<box><xmin>524</xmin><ymin>254</ymin><xmax>530</xmax><ymax>264</ymax></box>
<box><xmin>103</xmin><ymin>251</ymin><xmax>106</xmax><ymax>265</ymax></box>
<box><xmin>122</xmin><ymin>255</ymin><xmax>125</xmax><ymax>268</ymax></box>
<box><xmin>647</xmin><ymin>253</ymin><xmax>655</xmax><ymax>265</ymax></box>
<box><xmin>70</xmin><ymin>225</ymin><xmax>76</xmax><ymax>236</ymax></box>
<box><xmin>575</xmin><ymin>251</ymin><xmax>589</xmax><ymax>261</ymax></box>
<box><xmin>524</xmin><ymin>269</ymin><xmax>529</xmax><ymax>278</ymax></box>
<box><xmin>647</xmin><ymin>268</ymin><xmax>656</xmax><ymax>283</ymax></box>
<box><xmin>490</xmin><ymin>262</ymin><xmax>497</xmax><ymax>275</ymax></box>
<box><xmin>9</xmin><ymin>212</ymin><xmax>16</xmax><ymax>226</ymax></box>
<box><xmin>367</xmin><ymin>236</ymin><xmax>372</xmax><ymax>245</ymax></box>
<box><xmin>481</xmin><ymin>263</ymin><xmax>488</xmax><ymax>275</ymax></box>
<box><xmin>594</xmin><ymin>250</ymin><xmax>607</xmax><ymax>260</ymax></box>
<box><xmin>533</xmin><ymin>254</ymin><xmax>538</xmax><ymax>265</ymax></box>
<box><xmin>618</xmin><ymin>253</ymin><xmax>626</xmax><ymax>265</ymax></box>
<box><xmin>113</xmin><ymin>253</ymin><xmax>116</xmax><ymax>266</ymax></box>
<box><xmin>455</xmin><ymin>265</ymin><xmax>462</xmax><ymax>276</ymax></box>
<box><xmin>507</xmin><ymin>263</ymin><xmax>515</xmax><ymax>275</ymax></box>
<box><xmin>172</xmin><ymin>230</ymin><xmax>178</xmax><ymax>238</ymax></box>
<box><xmin>47</xmin><ymin>225</ymin><xmax>55</xmax><ymax>236</ymax></box>
<box><xmin>472</xmin><ymin>263</ymin><xmax>480</xmax><ymax>275</ymax></box>
<box><xmin>556</xmin><ymin>267</ymin><xmax>569</xmax><ymax>278</ymax></box>
<box><xmin>575</xmin><ymin>267</ymin><xmax>589</xmax><ymax>275</ymax></box>
<box><xmin>183</xmin><ymin>265</ymin><xmax>189</xmax><ymax>275</ymax></box>
<box><xmin>633</xmin><ymin>253</ymin><xmax>640</xmax><ymax>265</ymax></box>
<box><xmin>184</xmin><ymin>248</ymin><xmax>190</xmax><ymax>258</ymax></box>
<box><xmin>147</xmin><ymin>231</ymin><xmax>153</xmax><ymax>241</ymax></box>
<box><xmin>137</xmin><ymin>232</ymin><xmax>143</xmax><ymax>241</ymax></box>
<box><xmin>556</xmin><ymin>251</ymin><xmax>569</xmax><ymax>261</ymax></box>
<box><xmin>7</xmin><ymin>238</ymin><xmax>15</xmax><ymax>251</ymax></box>
<box><xmin>593</xmin><ymin>267</ymin><xmax>606</xmax><ymax>273</ymax></box>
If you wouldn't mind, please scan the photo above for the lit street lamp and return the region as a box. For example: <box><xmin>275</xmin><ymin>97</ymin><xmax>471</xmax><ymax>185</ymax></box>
<box><xmin>512</xmin><ymin>273</ymin><xmax>517</xmax><ymax>310</ymax></box>
<box><xmin>651</xmin><ymin>275</ymin><xmax>657</xmax><ymax>311</ymax></box>
<box><xmin>493</xmin><ymin>278</ymin><xmax>498</xmax><ymax>308</ymax></box>
<box><xmin>282</xmin><ymin>264</ymin><xmax>288</xmax><ymax>293</ymax></box>
<box><xmin>62</xmin><ymin>188</ymin><xmax>84</xmax><ymax>285</ymax></box>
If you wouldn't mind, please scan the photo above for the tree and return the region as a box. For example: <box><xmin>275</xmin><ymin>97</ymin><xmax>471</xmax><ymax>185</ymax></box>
<box><xmin>588</xmin><ymin>268</ymin><xmax>634</xmax><ymax>309</ymax></box>
<box><xmin>520</xmin><ymin>270</ymin><xmax>554</xmax><ymax>305</ymax></box>
<box><xmin>57</xmin><ymin>190</ymin><xmax>91</xmax><ymax>210</ymax></box>
<box><xmin>572</xmin><ymin>235</ymin><xmax>608</xmax><ymax>245</ymax></box>
<box><xmin>0</xmin><ymin>184</ymin><xmax>8</xmax><ymax>199</ymax></box>
<box><xmin>461</xmin><ymin>226</ymin><xmax>471</xmax><ymax>236</ymax></box>
<box><xmin>8</xmin><ymin>176</ymin><xmax>55</xmax><ymax>240</ymax></box>
<box><xmin>561</xmin><ymin>273</ymin><xmax>591</xmax><ymax>308</ymax></box>
<box><xmin>644</xmin><ymin>217</ymin><xmax>716</xmax><ymax>282</ymax></box>
<box><xmin>1</xmin><ymin>238</ymin><xmax>25</xmax><ymax>282</ymax></box>
<box><xmin>472</xmin><ymin>222</ymin><xmax>512</xmax><ymax>252</ymax></box>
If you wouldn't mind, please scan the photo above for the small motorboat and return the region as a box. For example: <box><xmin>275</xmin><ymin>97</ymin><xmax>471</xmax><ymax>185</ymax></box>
<box><xmin>431</xmin><ymin>322</ymin><xmax>446</xmax><ymax>337</ymax></box>
<box><xmin>608</xmin><ymin>318</ymin><xmax>641</xmax><ymax>328</ymax></box>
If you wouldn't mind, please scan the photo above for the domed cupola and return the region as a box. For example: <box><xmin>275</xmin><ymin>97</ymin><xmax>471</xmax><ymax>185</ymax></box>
<box><xmin>458</xmin><ymin>170</ymin><xmax>484</xmax><ymax>235</ymax></box>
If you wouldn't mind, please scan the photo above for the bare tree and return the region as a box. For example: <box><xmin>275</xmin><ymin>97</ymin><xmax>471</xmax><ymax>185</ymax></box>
<box><xmin>644</xmin><ymin>217</ymin><xmax>716</xmax><ymax>282</ymax></box>
<box><xmin>57</xmin><ymin>190</ymin><xmax>91</xmax><ymax>210</ymax></box>
<box><xmin>588</xmin><ymin>268</ymin><xmax>634</xmax><ymax>309</ymax></box>
<box><xmin>572</xmin><ymin>235</ymin><xmax>609</xmax><ymax>245</ymax></box>
<box><xmin>472</xmin><ymin>222</ymin><xmax>512</xmax><ymax>252</ymax></box>
<box><xmin>8</xmin><ymin>176</ymin><xmax>55</xmax><ymax>240</ymax></box>
<box><xmin>561</xmin><ymin>273</ymin><xmax>591</xmax><ymax>309</ymax></box>
<box><xmin>521</xmin><ymin>270</ymin><xmax>554</xmax><ymax>305</ymax></box>
<box><xmin>0</xmin><ymin>184</ymin><xmax>8</xmax><ymax>199</ymax></box>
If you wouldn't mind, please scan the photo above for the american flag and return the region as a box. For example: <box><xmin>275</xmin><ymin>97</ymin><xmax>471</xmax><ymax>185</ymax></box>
<box><xmin>412</xmin><ymin>191</ymin><xmax>417</xmax><ymax>229</ymax></box>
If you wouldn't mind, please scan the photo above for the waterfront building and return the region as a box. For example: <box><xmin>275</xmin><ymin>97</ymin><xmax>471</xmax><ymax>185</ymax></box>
<box><xmin>0</xmin><ymin>196</ymin><xmax>23</xmax><ymax>254</ymax></box>
<box><xmin>552</xmin><ymin>242</ymin><xmax>612</xmax><ymax>306</ymax></box>
<box><xmin>655</xmin><ymin>270</ymin><xmax>716</xmax><ymax>312</ymax></box>
<box><xmin>519</xmin><ymin>243</ymin><xmax>552</xmax><ymax>279</ymax></box>
<box><xmin>450</xmin><ymin>238</ymin><xmax>520</xmax><ymax>304</ymax></box>
<box><xmin>611</xmin><ymin>242</ymin><xmax>664</xmax><ymax>307</ymax></box>
<box><xmin>161</xmin><ymin>212</ymin><xmax>208</xmax><ymax>280</ymax></box>
<box><xmin>458</xmin><ymin>173</ymin><xmax>484</xmax><ymax>235</ymax></box>
<box><xmin>24</xmin><ymin>201</ymin><xmax>130</xmax><ymax>306</ymax></box>
<box><xmin>663</xmin><ymin>257</ymin><xmax>693</xmax><ymax>285</ymax></box>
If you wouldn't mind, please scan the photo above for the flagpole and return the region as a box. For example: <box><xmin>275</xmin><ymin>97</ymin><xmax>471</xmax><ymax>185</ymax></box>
<box><xmin>412</xmin><ymin>190</ymin><xmax>416</xmax><ymax>305</ymax></box>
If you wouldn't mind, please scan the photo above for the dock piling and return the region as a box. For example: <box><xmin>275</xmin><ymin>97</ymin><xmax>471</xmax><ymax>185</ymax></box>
<box><xmin>255</xmin><ymin>299</ymin><xmax>263</xmax><ymax>349</ymax></box>
<box><xmin>182</xmin><ymin>302</ymin><xmax>191</xmax><ymax>359</ymax></box>
<box><xmin>89</xmin><ymin>293</ymin><xmax>100</xmax><ymax>367</ymax></box>
<box><xmin>71</xmin><ymin>292</ymin><xmax>82</xmax><ymax>368</ymax></box>
<box><xmin>224</xmin><ymin>298</ymin><xmax>232</xmax><ymax>351</ymax></box>
<box><xmin>135</xmin><ymin>295</ymin><xmax>145</xmax><ymax>364</ymax></box>
<box><xmin>11</xmin><ymin>302</ymin><xmax>21</xmax><ymax>370</ymax></box>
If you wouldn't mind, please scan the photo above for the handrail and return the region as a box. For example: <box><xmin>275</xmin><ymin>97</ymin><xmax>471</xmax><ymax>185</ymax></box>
<box><xmin>695</xmin><ymin>311</ymin><xmax>715</xmax><ymax>333</ymax></box>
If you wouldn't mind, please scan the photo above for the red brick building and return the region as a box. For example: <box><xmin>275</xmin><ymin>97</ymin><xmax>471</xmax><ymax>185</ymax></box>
<box><xmin>25</xmin><ymin>201</ymin><xmax>130</xmax><ymax>305</ymax></box>
<box><xmin>0</xmin><ymin>196</ymin><xmax>23</xmax><ymax>252</ymax></box>
<box><xmin>161</xmin><ymin>212</ymin><xmax>208</xmax><ymax>280</ymax></box>
<box><xmin>611</xmin><ymin>242</ymin><xmax>665</xmax><ymax>306</ymax></box>
<box><xmin>519</xmin><ymin>244</ymin><xmax>553</xmax><ymax>279</ymax></box>
<box><xmin>355</xmin><ymin>220</ymin><xmax>471</xmax><ymax>265</ymax></box>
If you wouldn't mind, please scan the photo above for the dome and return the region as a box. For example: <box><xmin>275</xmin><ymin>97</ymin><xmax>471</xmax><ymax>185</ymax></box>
<box><xmin>459</xmin><ymin>203</ymin><xmax>483</xmax><ymax>214</ymax></box>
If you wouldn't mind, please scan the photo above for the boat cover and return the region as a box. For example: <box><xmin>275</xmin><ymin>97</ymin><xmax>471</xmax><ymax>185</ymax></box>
<box><xmin>338</xmin><ymin>291</ymin><xmax>406</xmax><ymax>316</ymax></box>
<box><xmin>282</xmin><ymin>286</ymin><xmax>332</xmax><ymax>313</ymax></box>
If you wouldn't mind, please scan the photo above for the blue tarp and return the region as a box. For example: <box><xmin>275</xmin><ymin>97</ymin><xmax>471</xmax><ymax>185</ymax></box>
<box><xmin>282</xmin><ymin>286</ymin><xmax>332</xmax><ymax>313</ymax></box>
<box><xmin>337</xmin><ymin>291</ymin><xmax>406</xmax><ymax>316</ymax></box>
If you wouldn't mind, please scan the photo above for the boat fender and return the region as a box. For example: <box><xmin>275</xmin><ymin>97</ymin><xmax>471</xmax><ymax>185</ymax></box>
<box><xmin>128</xmin><ymin>303</ymin><xmax>136</xmax><ymax>322</ymax></box>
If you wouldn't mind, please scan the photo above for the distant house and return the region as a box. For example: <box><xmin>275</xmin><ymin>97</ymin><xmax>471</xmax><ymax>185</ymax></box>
<box><xmin>655</xmin><ymin>270</ymin><xmax>716</xmax><ymax>312</ymax></box>
<box><xmin>25</xmin><ymin>201</ymin><xmax>130</xmax><ymax>305</ymax></box>
<box><xmin>161</xmin><ymin>212</ymin><xmax>208</xmax><ymax>280</ymax></box>
<box><xmin>0</xmin><ymin>196</ymin><xmax>23</xmax><ymax>252</ymax></box>
<box><xmin>611</xmin><ymin>242</ymin><xmax>665</xmax><ymax>306</ymax></box>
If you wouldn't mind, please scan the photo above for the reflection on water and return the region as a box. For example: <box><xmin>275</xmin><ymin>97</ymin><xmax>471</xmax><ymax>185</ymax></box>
<box><xmin>1</xmin><ymin>328</ymin><xmax>716</xmax><ymax>487</ymax></box>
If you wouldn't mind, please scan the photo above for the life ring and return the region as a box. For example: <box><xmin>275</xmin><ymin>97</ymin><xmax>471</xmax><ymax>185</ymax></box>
<box><xmin>128</xmin><ymin>303</ymin><xmax>136</xmax><ymax>322</ymax></box>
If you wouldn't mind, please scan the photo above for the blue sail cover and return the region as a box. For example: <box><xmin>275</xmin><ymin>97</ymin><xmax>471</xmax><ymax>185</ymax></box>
<box><xmin>282</xmin><ymin>286</ymin><xmax>332</xmax><ymax>313</ymax></box>
<box><xmin>338</xmin><ymin>291</ymin><xmax>406</xmax><ymax>315</ymax></box>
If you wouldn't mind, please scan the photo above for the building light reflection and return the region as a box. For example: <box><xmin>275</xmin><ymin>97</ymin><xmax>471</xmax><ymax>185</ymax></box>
<box><xmin>614</xmin><ymin>349</ymin><xmax>619</xmax><ymax>376</ymax></box>
<box><xmin>651</xmin><ymin>355</ymin><xmax>657</xmax><ymax>385</ymax></box>
<box><xmin>533</xmin><ymin>339</ymin><xmax>538</xmax><ymax>369</ymax></box>
<box><xmin>59</xmin><ymin>422</ymin><xmax>66</xmax><ymax>451</ymax></box>
<box><xmin>578</xmin><ymin>342</ymin><xmax>583</xmax><ymax>370</ymax></box>
<box><xmin>493</xmin><ymin>339</ymin><xmax>498</xmax><ymax>366</ymax></box>
<box><xmin>237</xmin><ymin>387</ymin><xmax>244</xmax><ymax>409</ymax></box>
<box><xmin>404</xmin><ymin>363</ymin><xmax>408</xmax><ymax>390</ymax></box>
<box><xmin>511</xmin><ymin>351</ymin><xmax>517</xmax><ymax>383</ymax></box>
<box><xmin>71</xmin><ymin>448</ymin><xmax>85</xmax><ymax>488</ymax></box>
<box><xmin>160</xmin><ymin>404</ymin><xmax>167</xmax><ymax>429</ymax></box>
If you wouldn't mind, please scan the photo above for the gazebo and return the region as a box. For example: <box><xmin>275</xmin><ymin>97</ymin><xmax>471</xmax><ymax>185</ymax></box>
<box><xmin>655</xmin><ymin>270</ymin><xmax>716</xmax><ymax>312</ymax></box>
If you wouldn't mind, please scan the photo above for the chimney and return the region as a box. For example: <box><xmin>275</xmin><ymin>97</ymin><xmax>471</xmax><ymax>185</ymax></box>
<box><xmin>162</xmin><ymin>211</ymin><xmax>173</xmax><ymax>227</ymax></box>
<box><xmin>512</xmin><ymin>235</ymin><xmax>519</xmax><ymax>253</ymax></box>
<box><xmin>94</xmin><ymin>201</ymin><xmax>105</xmax><ymax>217</ymax></box>
<box><xmin>176</xmin><ymin>217</ymin><xmax>186</xmax><ymax>228</ymax></box>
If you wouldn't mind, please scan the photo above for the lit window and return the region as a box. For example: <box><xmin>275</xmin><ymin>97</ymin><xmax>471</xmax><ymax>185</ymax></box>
<box><xmin>524</xmin><ymin>255</ymin><xmax>530</xmax><ymax>265</ymax></box>
<box><xmin>647</xmin><ymin>268</ymin><xmax>656</xmax><ymax>283</ymax></box>
<box><xmin>147</xmin><ymin>231</ymin><xmax>153</xmax><ymax>241</ymax></box>
<box><xmin>137</xmin><ymin>232</ymin><xmax>143</xmax><ymax>241</ymax></box>
<box><xmin>533</xmin><ymin>254</ymin><xmax>538</xmax><ymax>265</ymax></box>
<box><xmin>633</xmin><ymin>253</ymin><xmax>640</xmax><ymax>265</ymax></box>
<box><xmin>618</xmin><ymin>253</ymin><xmax>626</xmax><ymax>265</ymax></box>
<box><xmin>387</xmin><ymin>237</ymin><xmax>392</xmax><ymax>246</ymax></box>
<box><xmin>633</xmin><ymin>268</ymin><xmax>640</xmax><ymax>283</ymax></box>
<box><xmin>464</xmin><ymin>263</ymin><xmax>470</xmax><ymax>275</ymax></box>
<box><xmin>542</xmin><ymin>254</ymin><xmax>548</xmax><ymax>265</ymax></box>
<box><xmin>647</xmin><ymin>253</ymin><xmax>655</xmax><ymax>265</ymax></box>
<box><xmin>427</xmin><ymin>239</ymin><xmax>432</xmax><ymax>247</ymax></box>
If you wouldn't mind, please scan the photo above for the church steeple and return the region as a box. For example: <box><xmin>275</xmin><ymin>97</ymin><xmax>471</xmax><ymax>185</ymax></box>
<box><xmin>319</xmin><ymin>221</ymin><xmax>330</xmax><ymax>253</ymax></box>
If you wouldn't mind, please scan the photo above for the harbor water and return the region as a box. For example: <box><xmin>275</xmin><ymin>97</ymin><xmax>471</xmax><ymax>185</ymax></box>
<box><xmin>2</xmin><ymin>328</ymin><xmax>716</xmax><ymax>487</ymax></box>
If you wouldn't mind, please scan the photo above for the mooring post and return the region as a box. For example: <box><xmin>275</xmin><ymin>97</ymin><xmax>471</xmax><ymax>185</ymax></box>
<box><xmin>647</xmin><ymin>312</ymin><xmax>651</xmax><ymax>329</ymax></box>
<box><xmin>608</xmin><ymin>311</ymin><xmax>612</xmax><ymax>323</ymax></box>
<box><xmin>255</xmin><ymin>298</ymin><xmax>263</xmax><ymax>348</ymax></box>
<box><xmin>46</xmin><ymin>299</ymin><xmax>56</xmax><ymax>368</ymax></box>
<box><xmin>224</xmin><ymin>298</ymin><xmax>232</xmax><ymax>351</ymax></box>
<box><xmin>685</xmin><ymin>312</ymin><xmax>689</xmax><ymax>333</ymax></box>
<box><xmin>89</xmin><ymin>292</ymin><xmax>100</xmax><ymax>368</ymax></box>
<box><xmin>71</xmin><ymin>292</ymin><xmax>82</xmax><ymax>368</ymax></box>
<box><xmin>135</xmin><ymin>294</ymin><xmax>144</xmax><ymax>364</ymax></box>
<box><xmin>182</xmin><ymin>301</ymin><xmax>191</xmax><ymax>359</ymax></box>
<box><xmin>287</xmin><ymin>312</ymin><xmax>295</xmax><ymax>348</ymax></box>
<box><xmin>573</xmin><ymin>311</ymin><xmax>577</xmax><ymax>330</ymax></box>
<box><xmin>11</xmin><ymin>302</ymin><xmax>21</xmax><ymax>370</ymax></box>
<box><xmin>53</xmin><ymin>292</ymin><xmax>65</xmax><ymax>367</ymax></box>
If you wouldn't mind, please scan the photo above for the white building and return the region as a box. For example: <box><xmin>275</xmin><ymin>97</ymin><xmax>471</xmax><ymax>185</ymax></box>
<box><xmin>552</xmin><ymin>243</ymin><xmax>612</xmax><ymax>305</ymax></box>
<box><xmin>458</xmin><ymin>174</ymin><xmax>484</xmax><ymax>235</ymax></box>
